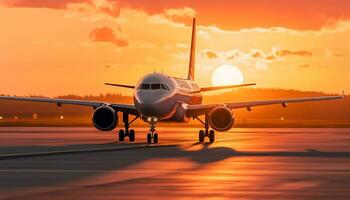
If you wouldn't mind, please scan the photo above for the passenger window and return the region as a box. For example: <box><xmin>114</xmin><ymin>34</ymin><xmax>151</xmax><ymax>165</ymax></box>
<box><xmin>191</xmin><ymin>83</ymin><xmax>199</xmax><ymax>91</ymax></box>
<box><xmin>176</xmin><ymin>80</ymin><xmax>191</xmax><ymax>89</ymax></box>
<box><xmin>140</xmin><ymin>84</ymin><xmax>150</xmax><ymax>89</ymax></box>
<box><xmin>151</xmin><ymin>84</ymin><xmax>161</xmax><ymax>89</ymax></box>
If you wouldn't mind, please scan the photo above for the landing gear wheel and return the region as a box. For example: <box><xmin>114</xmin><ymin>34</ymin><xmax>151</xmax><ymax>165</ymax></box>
<box><xmin>199</xmin><ymin>130</ymin><xmax>205</xmax><ymax>143</ymax></box>
<box><xmin>147</xmin><ymin>133</ymin><xmax>152</xmax><ymax>144</ymax></box>
<box><xmin>153</xmin><ymin>133</ymin><xmax>159</xmax><ymax>144</ymax></box>
<box><xmin>209</xmin><ymin>130</ymin><xmax>215</xmax><ymax>143</ymax></box>
<box><xmin>129</xmin><ymin>129</ymin><xmax>135</xmax><ymax>142</ymax></box>
<box><xmin>119</xmin><ymin>129</ymin><xmax>125</xmax><ymax>141</ymax></box>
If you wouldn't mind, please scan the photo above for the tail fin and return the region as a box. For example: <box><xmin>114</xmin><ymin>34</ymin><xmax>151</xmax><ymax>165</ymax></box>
<box><xmin>187</xmin><ymin>18</ymin><xmax>196</xmax><ymax>81</ymax></box>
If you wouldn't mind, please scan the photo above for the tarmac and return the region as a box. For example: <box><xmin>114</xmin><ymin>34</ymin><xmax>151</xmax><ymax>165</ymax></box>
<box><xmin>0</xmin><ymin>127</ymin><xmax>349</xmax><ymax>199</ymax></box>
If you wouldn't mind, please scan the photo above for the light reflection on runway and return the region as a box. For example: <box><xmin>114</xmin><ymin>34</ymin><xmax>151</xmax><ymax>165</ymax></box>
<box><xmin>0</xmin><ymin>127</ymin><xmax>350</xmax><ymax>199</ymax></box>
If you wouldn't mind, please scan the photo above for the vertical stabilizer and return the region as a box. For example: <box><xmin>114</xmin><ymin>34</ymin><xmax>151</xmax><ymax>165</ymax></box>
<box><xmin>187</xmin><ymin>18</ymin><xmax>196</xmax><ymax>81</ymax></box>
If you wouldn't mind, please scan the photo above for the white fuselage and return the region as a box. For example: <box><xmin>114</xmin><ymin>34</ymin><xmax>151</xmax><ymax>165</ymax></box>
<box><xmin>133</xmin><ymin>73</ymin><xmax>202</xmax><ymax>122</ymax></box>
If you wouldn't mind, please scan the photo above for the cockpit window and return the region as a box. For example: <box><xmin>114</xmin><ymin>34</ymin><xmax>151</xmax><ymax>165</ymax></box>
<box><xmin>151</xmin><ymin>84</ymin><xmax>161</xmax><ymax>89</ymax></box>
<box><xmin>161</xmin><ymin>84</ymin><xmax>169</xmax><ymax>90</ymax></box>
<box><xmin>138</xmin><ymin>83</ymin><xmax>169</xmax><ymax>90</ymax></box>
<box><xmin>140</xmin><ymin>84</ymin><xmax>150</xmax><ymax>89</ymax></box>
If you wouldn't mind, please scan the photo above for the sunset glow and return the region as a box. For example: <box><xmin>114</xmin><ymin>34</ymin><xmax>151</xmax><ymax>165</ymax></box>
<box><xmin>0</xmin><ymin>0</ymin><xmax>349</xmax><ymax>96</ymax></box>
<box><xmin>0</xmin><ymin>2</ymin><xmax>349</xmax><ymax>197</ymax></box>
<box><xmin>212</xmin><ymin>65</ymin><xmax>244</xmax><ymax>86</ymax></box>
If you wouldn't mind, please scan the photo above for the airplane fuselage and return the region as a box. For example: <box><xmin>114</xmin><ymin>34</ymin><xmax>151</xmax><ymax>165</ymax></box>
<box><xmin>134</xmin><ymin>73</ymin><xmax>202</xmax><ymax>122</ymax></box>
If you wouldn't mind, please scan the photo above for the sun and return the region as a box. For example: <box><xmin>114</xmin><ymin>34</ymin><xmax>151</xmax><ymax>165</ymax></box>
<box><xmin>212</xmin><ymin>64</ymin><xmax>244</xmax><ymax>86</ymax></box>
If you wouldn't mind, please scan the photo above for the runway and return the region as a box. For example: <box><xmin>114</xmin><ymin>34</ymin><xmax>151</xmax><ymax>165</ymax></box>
<box><xmin>0</xmin><ymin>127</ymin><xmax>350</xmax><ymax>199</ymax></box>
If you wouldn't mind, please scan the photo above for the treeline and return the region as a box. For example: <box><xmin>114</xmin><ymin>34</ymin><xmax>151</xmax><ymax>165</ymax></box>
<box><xmin>0</xmin><ymin>89</ymin><xmax>348</xmax><ymax>120</ymax></box>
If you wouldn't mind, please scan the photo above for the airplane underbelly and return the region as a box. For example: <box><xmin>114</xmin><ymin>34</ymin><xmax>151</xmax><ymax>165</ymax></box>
<box><xmin>164</xmin><ymin>93</ymin><xmax>199</xmax><ymax>122</ymax></box>
<box><xmin>135</xmin><ymin>92</ymin><xmax>201</xmax><ymax>122</ymax></box>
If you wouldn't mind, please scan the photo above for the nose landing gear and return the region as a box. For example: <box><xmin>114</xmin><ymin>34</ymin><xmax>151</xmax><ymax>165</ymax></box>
<box><xmin>147</xmin><ymin>117</ymin><xmax>158</xmax><ymax>144</ymax></box>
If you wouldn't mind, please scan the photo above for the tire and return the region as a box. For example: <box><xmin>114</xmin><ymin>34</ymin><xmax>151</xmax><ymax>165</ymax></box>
<box><xmin>209</xmin><ymin>130</ymin><xmax>215</xmax><ymax>143</ymax></box>
<box><xmin>199</xmin><ymin>130</ymin><xmax>205</xmax><ymax>143</ymax></box>
<box><xmin>153</xmin><ymin>133</ymin><xmax>158</xmax><ymax>144</ymax></box>
<box><xmin>129</xmin><ymin>129</ymin><xmax>135</xmax><ymax>142</ymax></box>
<box><xmin>119</xmin><ymin>129</ymin><xmax>125</xmax><ymax>141</ymax></box>
<box><xmin>147</xmin><ymin>133</ymin><xmax>152</xmax><ymax>144</ymax></box>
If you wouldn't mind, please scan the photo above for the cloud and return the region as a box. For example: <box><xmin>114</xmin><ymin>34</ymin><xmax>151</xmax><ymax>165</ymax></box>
<box><xmin>3</xmin><ymin>0</ymin><xmax>121</xmax><ymax>17</ymax></box>
<box><xmin>1</xmin><ymin>1</ymin><xmax>191</xmax><ymax>20</ymax></box>
<box><xmin>275</xmin><ymin>49</ymin><xmax>312</xmax><ymax>57</ymax></box>
<box><xmin>2</xmin><ymin>0</ymin><xmax>88</xmax><ymax>9</ymax></box>
<box><xmin>200</xmin><ymin>47</ymin><xmax>313</xmax><ymax>62</ymax></box>
<box><xmin>332</xmin><ymin>51</ymin><xmax>343</xmax><ymax>57</ymax></box>
<box><xmin>92</xmin><ymin>0</ymin><xmax>120</xmax><ymax>17</ymax></box>
<box><xmin>251</xmin><ymin>50</ymin><xmax>263</xmax><ymax>58</ymax></box>
<box><xmin>164</xmin><ymin>7</ymin><xmax>196</xmax><ymax>19</ymax></box>
<box><xmin>148</xmin><ymin>6</ymin><xmax>197</xmax><ymax>29</ymax></box>
<box><xmin>198</xmin><ymin>29</ymin><xmax>210</xmax><ymax>39</ymax></box>
<box><xmin>198</xmin><ymin>48</ymin><xmax>272</xmax><ymax>71</ymax></box>
<box><xmin>1</xmin><ymin>2</ymin><xmax>349</xmax><ymax>95</ymax></box>
<box><xmin>202</xmin><ymin>19</ymin><xmax>350</xmax><ymax>38</ymax></box>
<box><xmin>200</xmin><ymin>49</ymin><xmax>219</xmax><ymax>59</ymax></box>
<box><xmin>298</xmin><ymin>64</ymin><xmax>310</xmax><ymax>68</ymax></box>
<box><xmin>4</xmin><ymin>1</ymin><xmax>350</xmax><ymax>33</ymax></box>
<box><xmin>103</xmin><ymin>64</ymin><xmax>111</xmax><ymax>69</ymax></box>
<box><xmin>323</xmin><ymin>49</ymin><xmax>343</xmax><ymax>57</ymax></box>
<box><xmin>265</xmin><ymin>55</ymin><xmax>276</xmax><ymax>60</ymax></box>
<box><xmin>176</xmin><ymin>43</ymin><xmax>189</xmax><ymax>49</ymax></box>
<box><xmin>198</xmin><ymin>47</ymin><xmax>313</xmax><ymax>71</ymax></box>
<box><xmin>89</xmin><ymin>26</ymin><xmax>128</xmax><ymax>47</ymax></box>
<box><xmin>255</xmin><ymin>62</ymin><xmax>269</xmax><ymax>71</ymax></box>
<box><xmin>67</xmin><ymin>0</ymin><xmax>121</xmax><ymax>18</ymax></box>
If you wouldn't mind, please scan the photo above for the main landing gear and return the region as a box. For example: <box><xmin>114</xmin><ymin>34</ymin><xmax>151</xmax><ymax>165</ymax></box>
<box><xmin>147</xmin><ymin>117</ymin><xmax>158</xmax><ymax>144</ymax></box>
<box><xmin>118</xmin><ymin>113</ymin><xmax>139</xmax><ymax>142</ymax></box>
<box><xmin>195</xmin><ymin>114</ymin><xmax>215</xmax><ymax>143</ymax></box>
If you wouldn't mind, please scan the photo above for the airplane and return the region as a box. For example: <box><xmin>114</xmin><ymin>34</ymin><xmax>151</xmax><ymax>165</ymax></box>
<box><xmin>0</xmin><ymin>19</ymin><xmax>344</xmax><ymax>144</ymax></box>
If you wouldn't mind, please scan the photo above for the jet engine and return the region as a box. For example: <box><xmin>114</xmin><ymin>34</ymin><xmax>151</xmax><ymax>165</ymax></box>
<box><xmin>209</xmin><ymin>106</ymin><xmax>234</xmax><ymax>131</ymax></box>
<box><xmin>92</xmin><ymin>106</ymin><xmax>118</xmax><ymax>131</ymax></box>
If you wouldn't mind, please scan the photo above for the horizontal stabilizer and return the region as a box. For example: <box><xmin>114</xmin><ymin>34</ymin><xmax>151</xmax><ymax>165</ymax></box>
<box><xmin>104</xmin><ymin>83</ymin><xmax>135</xmax><ymax>89</ymax></box>
<box><xmin>192</xmin><ymin>83</ymin><xmax>256</xmax><ymax>93</ymax></box>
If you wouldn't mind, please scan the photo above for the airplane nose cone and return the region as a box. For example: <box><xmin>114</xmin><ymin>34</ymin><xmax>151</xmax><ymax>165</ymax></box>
<box><xmin>134</xmin><ymin>90</ymin><xmax>172</xmax><ymax>118</ymax></box>
<box><xmin>137</xmin><ymin>92</ymin><xmax>161</xmax><ymax>105</ymax></box>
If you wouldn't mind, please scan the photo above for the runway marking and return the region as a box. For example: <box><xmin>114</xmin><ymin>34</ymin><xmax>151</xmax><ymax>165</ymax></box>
<box><xmin>0</xmin><ymin>144</ymin><xmax>178</xmax><ymax>160</ymax></box>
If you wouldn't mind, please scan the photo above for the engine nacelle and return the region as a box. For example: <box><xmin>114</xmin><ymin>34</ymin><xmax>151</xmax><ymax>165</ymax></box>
<box><xmin>209</xmin><ymin>106</ymin><xmax>235</xmax><ymax>132</ymax></box>
<box><xmin>92</xmin><ymin>106</ymin><xmax>118</xmax><ymax>131</ymax></box>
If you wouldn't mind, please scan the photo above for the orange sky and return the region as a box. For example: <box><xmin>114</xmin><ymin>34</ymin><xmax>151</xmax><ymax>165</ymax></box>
<box><xmin>0</xmin><ymin>0</ymin><xmax>349</xmax><ymax>96</ymax></box>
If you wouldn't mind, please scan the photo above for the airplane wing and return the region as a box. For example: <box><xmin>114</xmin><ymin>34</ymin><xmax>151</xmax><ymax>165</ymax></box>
<box><xmin>186</xmin><ymin>94</ymin><xmax>344</xmax><ymax>117</ymax></box>
<box><xmin>0</xmin><ymin>96</ymin><xmax>139</xmax><ymax>115</ymax></box>
<box><xmin>104</xmin><ymin>83</ymin><xmax>135</xmax><ymax>89</ymax></box>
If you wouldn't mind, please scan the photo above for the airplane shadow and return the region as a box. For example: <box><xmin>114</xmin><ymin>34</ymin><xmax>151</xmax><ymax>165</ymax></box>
<box><xmin>1</xmin><ymin>142</ymin><xmax>350</xmax><ymax>191</ymax></box>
